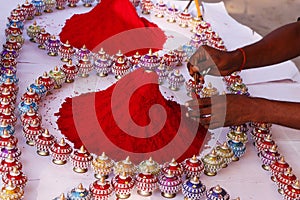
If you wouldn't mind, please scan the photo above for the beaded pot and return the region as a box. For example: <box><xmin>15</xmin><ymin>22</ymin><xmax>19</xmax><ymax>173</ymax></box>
<box><xmin>114</xmin><ymin>156</ymin><xmax>137</xmax><ymax>176</ymax></box>
<box><xmin>275</xmin><ymin>167</ymin><xmax>297</xmax><ymax>195</ymax></box>
<box><xmin>140</xmin><ymin>0</ymin><xmax>154</xmax><ymax>15</ymax></box>
<box><xmin>173</xmin><ymin>46</ymin><xmax>187</xmax><ymax>66</ymax></box>
<box><xmin>136</xmin><ymin>171</ymin><xmax>158</xmax><ymax>196</ymax></box>
<box><xmin>61</xmin><ymin>60</ymin><xmax>79</xmax><ymax>83</ymax></box>
<box><xmin>89</xmin><ymin>178</ymin><xmax>113</xmax><ymax>200</ymax></box>
<box><xmin>111</xmin><ymin>57</ymin><xmax>131</xmax><ymax>80</ymax></box>
<box><xmin>111</xmin><ymin>172</ymin><xmax>135</xmax><ymax>199</ymax></box>
<box><xmin>255</xmin><ymin>134</ymin><xmax>275</xmax><ymax>154</ymax></box>
<box><xmin>45</xmin><ymin>35</ymin><xmax>61</xmax><ymax>56</ymax></box>
<box><xmin>283</xmin><ymin>180</ymin><xmax>300</xmax><ymax>200</ymax></box>
<box><xmin>44</xmin><ymin>0</ymin><xmax>56</xmax><ymax>12</ymax></box>
<box><xmin>181</xmin><ymin>155</ymin><xmax>204</xmax><ymax>179</ymax></box>
<box><xmin>226</xmin><ymin>126</ymin><xmax>248</xmax><ymax>144</ymax></box>
<box><xmin>2</xmin><ymin>167</ymin><xmax>27</xmax><ymax>188</ymax></box>
<box><xmin>35</xmin><ymin>129</ymin><xmax>56</xmax><ymax>156</ymax></box>
<box><xmin>227</xmin><ymin>136</ymin><xmax>246</xmax><ymax>162</ymax></box>
<box><xmin>67</xmin><ymin>183</ymin><xmax>91</xmax><ymax>200</ymax></box>
<box><xmin>18</xmin><ymin>98</ymin><xmax>38</xmax><ymax>116</ymax></box>
<box><xmin>155</xmin><ymin>63</ymin><xmax>169</xmax><ymax>85</ymax></box>
<box><xmin>201</xmin><ymin>150</ymin><xmax>223</xmax><ymax>176</ymax></box>
<box><xmin>215</xmin><ymin>142</ymin><xmax>234</xmax><ymax>168</ymax></box>
<box><xmin>0</xmin><ymin>142</ymin><xmax>21</xmax><ymax>160</ymax></box>
<box><xmin>0</xmin><ymin>181</ymin><xmax>24</xmax><ymax>200</ymax></box>
<box><xmin>22</xmin><ymin>119</ymin><xmax>44</xmax><ymax>146</ymax></box>
<box><xmin>58</xmin><ymin>40</ymin><xmax>75</xmax><ymax>62</ymax></box>
<box><xmin>154</xmin><ymin>0</ymin><xmax>167</xmax><ymax>18</ymax></box>
<box><xmin>166</xmin><ymin>5</ymin><xmax>180</xmax><ymax>23</ymax></box>
<box><xmin>162</xmin><ymin>51</ymin><xmax>178</xmax><ymax>71</ymax></box>
<box><xmin>182</xmin><ymin>176</ymin><xmax>206</xmax><ymax>200</ymax></box>
<box><xmin>91</xmin><ymin>152</ymin><xmax>115</xmax><ymax>179</ymax></box>
<box><xmin>0</xmin><ymin>130</ymin><xmax>18</xmax><ymax>148</ymax></box>
<box><xmin>31</xmin><ymin>0</ymin><xmax>45</xmax><ymax>16</ymax></box>
<box><xmin>206</xmin><ymin>185</ymin><xmax>230</xmax><ymax>200</ymax></box>
<box><xmin>56</xmin><ymin>0</ymin><xmax>67</xmax><ymax>10</ymax></box>
<box><xmin>0</xmin><ymin>154</ymin><xmax>22</xmax><ymax>175</ymax></box>
<box><xmin>185</xmin><ymin>79</ymin><xmax>203</xmax><ymax>97</ymax></box>
<box><xmin>161</xmin><ymin>158</ymin><xmax>184</xmax><ymax>178</ymax></box>
<box><xmin>27</xmin><ymin>79</ymin><xmax>46</xmax><ymax>100</ymax></box>
<box><xmin>49</xmin><ymin>66</ymin><xmax>66</xmax><ymax>89</ymax></box>
<box><xmin>36</xmin><ymin>29</ymin><xmax>51</xmax><ymax>49</ymax></box>
<box><xmin>139</xmin><ymin>49</ymin><xmax>160</xmax><ymax>72</ymax></box>
<box><xmin>94</xmin><ymin>55</ymin><xmax>112</xmax><ymax>77</ymax></box>
<box><xmin>21</xmin><ymin>0</ymin><xmax>36</xmax><ymax>20</ymax></box>
<box><xmin>158</xmin><ymin>170</ymin><xmax>182</xmax><ymax>198</ymax></box>
<box><xmin>178</xmin><ymin>9</ymin><xmax>192</xmax><ymax>28</ymax></box>
<box><xmin>0</xmin><ymin>121</ymin><xmax>15</xmax><ymax>136</ymax></box>
<box><xmin>168</xmin><ymin>70</ymin><xmax>185</xmax><ymax>91</ymax></box>
<box><xmin>37</xmin><ymin>72</ymin><xmax>55</xmax><ymax>94</ymax></box>
<box><xmin>50</xmin><ymin>138</ymin><xmax>73</xmax><ymax>165</ymax></box>
<box><xmin>260</xmin><ymin>145</ymin><xmax>281</xmax><ymax>171</ymax></box>
<box><xmin>269</xmin><ymin>156</ymin><xmax>290</xmax><ymax>182</ymax></box>
<box><xmin>201</xmin><ymin>82</ymin><xmax>219</xmax><ymax>97</ymax></box>
<box><xmin>138</xmin><ymin>157</ymin><xmax>161</xmax><ymax>176</ymax></box>
<box><xmin>68</xmin><ymin>0</ymin><xmax>80</xmax><ymax>7</ymax></box>
<box><xmin>76</xmin><ymin>45</ymin><xmax>91</xmax><ymax>61</ymax></box>
<box><xmin>70</xmin><ymin>146</ymin><xmax>93</xmax><ymax>173</ymax></box>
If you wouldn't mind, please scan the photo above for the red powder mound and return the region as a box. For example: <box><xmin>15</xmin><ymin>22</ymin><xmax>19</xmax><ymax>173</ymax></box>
<box><xmin>55</xmin><ymin>69</ymin><xmax>209</xmax><ymax>163</ymax></box>
<box><xmin>59</xmin><ymin>0</ymin><xmax>167</xmax><ymax>56</ymax></box>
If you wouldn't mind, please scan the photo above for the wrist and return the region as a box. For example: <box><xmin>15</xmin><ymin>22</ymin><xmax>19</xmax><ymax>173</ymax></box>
<box><xmin>227</xmin><ymin>49</ymin><xmax>244</xmax><ymax>73</ymax></box>
<box><xmin>248</xmin><ymin>97</ymin><xmax>272</xmax><ymax>123</ymax></box>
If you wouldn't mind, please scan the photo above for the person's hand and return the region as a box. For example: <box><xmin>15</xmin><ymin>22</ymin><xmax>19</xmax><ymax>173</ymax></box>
<box><xmin>185</xmin><ymin>94</ymin><xmax>263</xmax><ymax>129</ymax></box>
<box><xmin>187</xmin><ymin>45</ymin><xmax>240</xmax><ymax>82</ymax></box>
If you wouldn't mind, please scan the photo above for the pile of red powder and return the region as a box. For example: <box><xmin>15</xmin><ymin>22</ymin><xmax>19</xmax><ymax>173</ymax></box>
<box><xmin>59</xmin><ymin>0</ymin><xmax>167</xmax><ymax>56</ymax></box>
<box><xmin>56</xmin><ymin>69</ymin><xmax>209</xmax><ymax>163</ymax></box>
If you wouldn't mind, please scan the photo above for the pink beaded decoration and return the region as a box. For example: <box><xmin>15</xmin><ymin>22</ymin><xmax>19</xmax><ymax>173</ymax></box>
<box><xmin>35</xmin><ymin>129</ymin><xmax>56</xmax><ymax>156</ymax></box>
<box><xmin>50</xmin><ymin>138</ymin><xmax>73</xmax><ymax>165</ymax></box>
<box><xmin>70</xmin><ymin>145</ymin><xmax>93</xmax><ymax>173</ymax></box>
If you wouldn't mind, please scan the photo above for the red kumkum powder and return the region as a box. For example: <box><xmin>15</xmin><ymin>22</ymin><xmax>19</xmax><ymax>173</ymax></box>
<box><xmin>56</xmin><ymin>69</ymin><xmax>209</xmax><ymax>163</ymax></box>
<box><xmin>59</xmin><ymin>0</ymin><xmax>167</xmax><ymax>56</ymax></box>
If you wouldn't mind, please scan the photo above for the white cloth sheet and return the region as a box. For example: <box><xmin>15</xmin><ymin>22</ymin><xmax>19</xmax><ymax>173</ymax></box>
<box><xmin>0</xmin><ymin>0</ymin><xmax>300</xmax><ymax>199</ymax></box>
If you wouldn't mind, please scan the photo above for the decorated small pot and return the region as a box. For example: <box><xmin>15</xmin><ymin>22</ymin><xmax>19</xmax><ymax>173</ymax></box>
<box><xmin>0</xmin><ymin>130</ymin><xmax>18</xmax><ymax>148</ymax></box>
<box><xmin>5</xmin><ymin>23</ymin><xmax>23</xmax><ymax>39</ymax></box>
<box><xmin>275</xmin><ymin>167</ymin><xmax>297</xmax><ymax>195</ymax></box>
<box><xmin>0</xmin><ymin>68</ymin><xmax>19</xmax><ymax>84</ymax></box>
<box><xmin>181</xmin><ymin>155</ymin><xmax>204</xmax><ymax>178</ymax></box>
<box><xmin>173</xmin><ymin>46</ymin><xmax>187</xmax><ymax>66</ymax></box>
<box><xmin>36</xmin><ymin>29</ymin><xmax>51</xmax><ymax>49</ymax></box>
<box><xmin>89</xmin><ymin>178</ymin><xmax>114</xmax><ymax>200</ymax></box>
<box><xmin>22</xmin><ymin>119</ymin><xmax>44</xmax><ymax>146</ymax></box>
<box><xmin>61</xmin><ymin>60</ymin><xmax>79</xmax><ymax>83</ymax></box>
<box><xmin>204</xmin><ymin>28</ymin><xmax>215</xmax><ymax>41</ymax></box>
<box><xmin>228</xmin><ymin>79</ymin><xmax>249</xmax><ymax>96</ymax></box>
<box><xmin>206</xmin><ymin>185</ymin><xmax>230</xmax><ymax>200</ymax></box>
<box><xmin>283</xmin><ymin>180</ymin><xmax>300</xmax><ymax>200</ymax></box>
<box><xmin>182</xmin><ymin>176</ymin><xmax>206</xmax><ymax>200</ymax></box>
<box><xmin>11</xmin><ymin>5</ymin><xmax>27</xmax><ymax>22</ymax></box>
<box><xmin>178</xmin><ymin>9</ymin><xmax>192</xmax><ymax>28</ymax></box>
<box><xmin>49</xmin><ymin>66</ymin><xmax>66</xmax><ymax>89</ymax></box>
<box><xmin>226</xmin><ymin>126</ymin><xmax>248</xmax><ymax>144</ymax></box>
<box><xmin>6</xmin><ymin>32</ymin><xmax>24</xmax><ymax>47</ymax></box>
<box><xmin>21</xmin><ymin>0</ymin><xmax>36</xmax><ymax>20</ymax></box>
<box><xmin>227</xmin><ymin>136</ymin><xmax>246</xmax><ymax>162</ymax></box>
<box><xmin>215</xmin><ymin>142</ymin><xmax>234</xmax><ymax>168</ymax></box>
<box><xmin>18</xmin><ymin>98</ymin><xmax>38</xmax><ymax>116</ymax></box>
<box><xmin>94</xmin><ymin>55</ymin><xmax>112</xmax><ymax>77</ymax></box>
<box><xmin>3</xmin><ymin>37</ymin><xmax>22</xmax><ymax>52</ymax></box>
<box><xmin>91</xmin><ymin>152</ymin><xmax>115</xmax><ymax>179</ymax></box>
<box><xmin>58</xmin><ymin>40</ymin><xmax>75</xmax><ymax>62</ymax></box>
<box><xmin>0</xmin><ymin>154</ymin><xmax>22</xmax><ymax>175</ymax></box>
<box><xmin>7</xmin><ymin>15</ymin><xmax>24</xmax><ymax>31</ymax></box>
<box><xmin>140</xmin><ymin>0</ymin><xmax>154</xmax><ymax>15</ymax></box>
<box><xmin>81</xmin><ymin>0</ymin><xmax>95</xmax><ymax>7</ymax></box>
<box><xmin>0</xmin><ymin>121</ymin><xmax>15</xmax><ymax>136</ymax></box>
<box><xmin>0</xmin><ymin>78</ymin><xmax>19</xmax><ymax>95</ymax></box>
<box><xmin>154</xmin><ymin>0</ymin><xmax>167</xmax><ymax>18</ymax></box>
<box><xmin>251</xmin><ymin>124</ymin><xmax>271</xmax><ymax>144</ymax></box>
<box><xmin>0</xmin><ymin>98</ymin><xmax>15</xmax><ymax>113</ymax></box>
<box><xmin>38</xmin><ymin>72</ymin><xmax>55</xmax><ymax>93</ymax></box>
<box><xmin>270</xmin><ymin>156</ymin><xmax>289</xmax><ymax>182</ymax></box>
<box><xmin>23</xmin><ymin>86</ymin><xmax>41</xmax><ymax>104</ymax></box>
<box><xmin>0</xmin><ymin>181</ymin><xmax>24</xmax><ymax>200</ymax></box>
<box><xmin>77</xmin><ymin>55</ymin><xmax>94</xmax><ymax>78</ymax></box>
<box><xmin>0</xmin><ymin>142</ymin><xmax>21</xmax><ymax>160</ymax></box>
<box><xmin>45</xmin><ymin>35</ymin><xmax>60</xmax><ymax>56</ymax></box>
<box><xmin>67</xmin><ymin>183</ymin><xmax>91</xmax><ymax>200</ymax></box>
<box><xmin>201</xmin><ymin>150</ymin><xmax>223</xmax><ymax>176</ymax></box>
<box><xmin>193</xmin><ymin>20</ymin><xmax>211</xmax><ymax>34</ymax></box>
<box><xmin>208</xmin><ymin>33</ymin><xmax>223</xmax><ymax>48</ymax></box>
<box><xmin>70</xmin><ymin>145</ymin><xmax>93</xmax><ymax>173</ymax></box>
<box><xmin>0</xmin><ymin>108</ymin><xmax>17</xmax><ymax>126</ymax></box>
<box><xmin>155</xmin><ymin>63</ymin><xmax>169</xmax><ymax>85</ymax></box>
<box><xmin>182</xmin><ymin>42</ymin><xmax>197</xmax><ymax>59</ymax></box>
<box><xmin>1</xmin><ymin>55</ymin><xmax>17</xmax><ymax>68</ymax></box>
<box><xmin>76</xmin><ymin>45</ymin><xmax>91</xmax><ymax>61</ymax></box>
<box><xmin>136</xmin><ymin>171</ymin><xmax>158</xmax><ymax>196</ymax></box>
<box><xmin>255</xmin><ymin>134</ymin><xmax>275</xmax><ymax>153</ymax></box>
<box><xmin>56</xmin><ymin>0</ymin><xmax>67</xmax><ymax>10</ymax></box>
<box><xmin>166</xmin><ymin>5</ymin><xmax>180</xmax><ymax>23</ymax></box>
<box><xmin>114</xmin><ymin>156</ymin><xmax>137</xmax><ymax>176</ymax></box>
<box><xmin>190</xmin><ymin>16</ymin><xmax>203</xmax><ymax>33</ymax></box>
<box><xmin>35</xmin><ymin>129</ymin><xmax>56</xmax><ymax>156</ymax></box>
<box><xmin>94</xmin><ymin>48</ymin><xmax>110</xmax><ymax>61</ymax></box>
<box><xmin>162</xmin><ymin>158</ymin><xmax>184</xmax><ymax>178</ymax></box>
<box><xmin>158</xmin><ymin>170</ymin><xmax>182</xmax><ymax>198</ymax></box>
<box><xmin>168</xmin><ymin>70</ymin><xmax>185</xmax><ymax>91</ymax></box>
<box><xmin>31</xmin><ymin>0</ymin><xmax>45</xmax><ymax>16</ymax></box>
<box><xmin>2</xmin><ymin>167</ymin><xmax>27</xmax><ymax>188</ymax></box>
<box><xmin>53</xmin><ymin>193</ymin><xmax>67</xmax><ymax>200</ymax></box>
<box><xmin>68</xmin><ymin>0</ymin><xmax>80</xmax><ymax>7</ymax></box>
<box><xmin>111</xmin><ymin>57</ymin><xmax>131</xmax><ymax>79</ymax></box>
<box><xmin>139</xmin><ymin>49</ymin><xmax>160</xmax><ymax>72</ymax></box>
<box><xmin>50</xmin><ymin>138</ymin><xmax>73</xmax><ymax>165</ymax></box>
<box><xmin>138</xmin><ymin>157</ymin><xmax>161</xmax><ymax>176</ymax></box>
<box><xmin>0</xmin><ymin>65</ymin><xmax>17</xmax><ymax>79</ymax></box>
<box><xmin>44</xmin><ymin>0</ymin><xmax>56</xmax><ymax>12</ymax></box>
<box><xmin>260</xmin><ymin>144</ymin><xmax>281</xmax><ymax>171</ymax></box>
<box><xmin>129</xmin><ymin>51</ymin><xmax>141</xmax><ymax>71</ymax></box>
<box><xmin>162</xmin><ymin>51</ymin><xmax>178</xmax><ymax>71</ymax></box>
<box><xmin>0</xmin><ymin>87</ymin><xmax>16</xmax><ymax>104</ymax></box>
<box><xmin>185</xmin><ymin>79</ymin><xmax>203</xmax><ymax>97</ymax></box>
<box><xmin>112</xmin><ymin>172</ymin><xmax>135</xmax><ymax>199</ymax></box>
<box><xmin>201</xmin><ymin>82</ymin><xmax>219</xmax><ymax>97</ymax></box>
